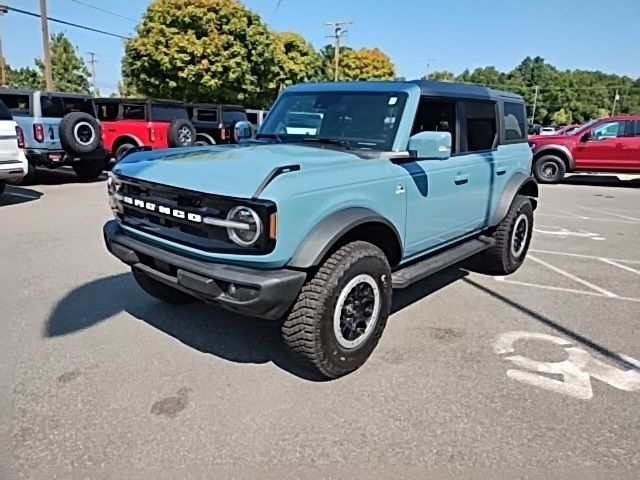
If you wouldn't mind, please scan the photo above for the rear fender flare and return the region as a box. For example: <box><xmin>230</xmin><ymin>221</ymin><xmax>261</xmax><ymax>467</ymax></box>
<box><xmin>489</xmin><ymin>173</ymin><xmax>538</xmax><ymax>227</ymax></box>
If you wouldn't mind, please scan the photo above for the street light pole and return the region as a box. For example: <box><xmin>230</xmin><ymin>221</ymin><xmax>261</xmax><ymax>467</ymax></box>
<box><xmin>39</xmin><ymin>0</ymin><xmax>53</xmax><ymax>90</ymax></box>
<box><xmin>425</xmin><ymin>58</ymin><xmax>435</xmax><ymax>80</ymax></box>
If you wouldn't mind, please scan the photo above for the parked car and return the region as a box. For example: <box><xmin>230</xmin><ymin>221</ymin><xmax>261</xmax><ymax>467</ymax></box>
<box><xmin>0</xmin><ymin>89</ymin><xmax>106</xmax><ymax>181</ymax></box>
<box><xmin>245</xmin><ymin>108</ymin><xmax>268</xmax><ymax>126</ymax></box>
<box><xmin>94</xmin><ymin>98</ymin><xmax>196</xmax><ymax>161</ymax></box>
<box><xmin>0</xmin><ymin>100</ymin><xmax>28</xmax><ymax>193</ymax></box>
<box><xmin>554</xmin><ymin>124</ymin><xmax>582</xmax><ymax>136</ymax></box>
<box><xmin>103</xmin><ymin>80</ymin><xmax>537</xmax><ymax>379</ymax></box>
<box><xmin>185</xmin><ymin>103</ymin><xmax>249</xmax><ymax>145</ymax></box>
<box><xmin>530</xmin><ymin>115</ymin><xmax>640</xmax><ymax>183</ymax></box>
<box><xmin>539</xmin><ymin>126</ymin><xmax>557</xmax><ymax>135</ymax></box>
<box><xmin>528</xmin><ymin>123</ymin><xmax>541</xmax><ymax>135</ymax></box>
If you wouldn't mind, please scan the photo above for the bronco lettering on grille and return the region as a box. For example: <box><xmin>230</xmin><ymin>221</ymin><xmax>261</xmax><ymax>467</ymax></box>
<box><xmin>122</xmin><ymin>195</ymin><xmax>203</xmax><ymax>223</ymax></box>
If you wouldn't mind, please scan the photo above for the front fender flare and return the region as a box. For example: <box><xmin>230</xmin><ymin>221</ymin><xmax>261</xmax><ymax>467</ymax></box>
<box><xmin>489</xmin><ymin>173</ymin><xmax>538</xmax><ymax>227</ymax></box>
<box><xmin>287</xmin><ymin>207</ymin><xmax>402</xmax><ymax>269</ymax></box>
<box><xmin>533</xmin><ymin>144</ymin><xmax>575</xmax><ymax>169</ymax></box>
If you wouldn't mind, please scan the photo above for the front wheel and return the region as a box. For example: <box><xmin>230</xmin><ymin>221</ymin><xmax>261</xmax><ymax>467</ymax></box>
<box><xmin>282</xmin><ymin>241</ymin><xmax>392</xmax><ymax>379</ymax></box>
<box><xmin>475</xmin><ymin>195</ymin><xmax>533</xmax><ymax>275</ymax></box>
<box><xmin>533</xmin><ymin>155</ymin><xmax>566</xmax><ymax>183</ymax></box>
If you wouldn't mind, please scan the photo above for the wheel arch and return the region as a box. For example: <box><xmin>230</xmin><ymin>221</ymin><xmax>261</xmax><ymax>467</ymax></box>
<box><xmin>489</xmin><ymin>173</ymin><xmax>538</xmax><ymax>227</ymax></box>
<box><xmin>533</xmin><ymin>145</ymin><xmax>574</xmax><ymax>169</ymax></box>
<box><xmin>195</xmin><ymin>132</ymin><xmax>216</xmax><ymax>145</ymax></box>
<box><xmin>112</xmin><ymin>135</ymin><xmax>143</xmax><ymax>151</ymax></box>
<box><xmin>287</xmin><ymin>208</ymin><xmax>403</xmax><ymax>269</ymax></box>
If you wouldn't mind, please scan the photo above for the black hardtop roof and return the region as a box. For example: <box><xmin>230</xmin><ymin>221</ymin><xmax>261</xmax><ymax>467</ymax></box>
<box><xmin>185</xmin><ymin>102</ymin><xmax>246</xmax><ymax>110</ymax></box>
<box><xmin>94</xmin><ymin>97</ymin><xmax>185</xmax><ymax>107</ymax></box>
<box><xmin>0</xmin><ymin>87</ymin><xmax>93</xmax><ymax>99</ymax></box>
<box><xmin>407</xmin><ymin>80</ymin><xmax>524</xmax><ymax>102</ymax></box>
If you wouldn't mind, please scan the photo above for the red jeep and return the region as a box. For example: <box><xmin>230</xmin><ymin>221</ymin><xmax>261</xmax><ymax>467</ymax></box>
<box><xmin>94</xmin><ymin>98</ymin><xmax>196</xmax><ymax>160</ymax></box>
<box><xmin>530</xmin><ymin>115</ymin><xmax>640</xmax><ymax>183</ymax></box>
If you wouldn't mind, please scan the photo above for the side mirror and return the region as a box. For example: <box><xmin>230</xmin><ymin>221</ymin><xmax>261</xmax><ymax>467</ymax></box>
<box><xmin>580</xmin><ymin>132</ymin><xmax>591</xmax><ymax>143</ymax></box>
<box><xmin>234</xmin><ymin>120</ymin><xmax>254</xmax><ymax>142</ymax></box>
<box><xmin>408</xmin><ymin>131</ymin><xmax>452</xmax><ymax>159</ymax></box>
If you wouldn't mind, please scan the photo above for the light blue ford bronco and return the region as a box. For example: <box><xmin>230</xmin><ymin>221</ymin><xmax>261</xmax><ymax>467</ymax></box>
<box><xmin>103</xmin><ymin>80</ymin><xmax>537</xmax><ymax>378</ymax></box>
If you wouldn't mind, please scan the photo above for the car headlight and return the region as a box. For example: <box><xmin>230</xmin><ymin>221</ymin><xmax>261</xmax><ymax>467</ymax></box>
<box><xmin>226</xmin><ymin>206</ymin><xmax>262</xmax><ymax>246</ymax></box>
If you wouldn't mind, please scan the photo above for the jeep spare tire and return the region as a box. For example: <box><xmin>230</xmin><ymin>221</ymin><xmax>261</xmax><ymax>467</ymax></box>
<box><xmin>59</xmin><ymin>112</ymin><xmax>101</xmax><ymax>155</ymax></box>
<box><xmin>168</xmin><ymin>119</ymin><xmax>195</xmax><ymax>147</ymax></box>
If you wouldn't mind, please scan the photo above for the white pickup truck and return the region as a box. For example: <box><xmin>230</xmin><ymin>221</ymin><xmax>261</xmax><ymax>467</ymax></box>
<box><xmin>0</xmin><ymin>100</ymin><xmax>28</xmax><ymax>194</ymax></box>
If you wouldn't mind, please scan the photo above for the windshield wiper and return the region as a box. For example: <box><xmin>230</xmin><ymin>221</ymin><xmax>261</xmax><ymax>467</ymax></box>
<box><xmin>255</xmin><ymin>133</ymin><xmax>285</xmax><ymax>143</ymax></box>
<box><xmin>302</xmin><ymin>137</ymin><xmax>351</xmax><ymax>149</ymax></box>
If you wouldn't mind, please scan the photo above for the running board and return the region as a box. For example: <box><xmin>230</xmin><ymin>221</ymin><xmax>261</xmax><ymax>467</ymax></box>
<box><xmin>391</xmin><ymin>236</ymin><xmax>495</xmax><ymax>288</ymax></box>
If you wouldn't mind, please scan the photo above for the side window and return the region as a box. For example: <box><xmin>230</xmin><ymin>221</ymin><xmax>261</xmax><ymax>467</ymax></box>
<box><xmin>61</xmin><ymin>98</ymin><xmax>94</xmax><ymax>116</ymax></box>
<box><xmin>635</xmin><ymin>121</ymin><xmax>640</xmax><ymax>137</ymax></box>
<box><xmin>503</xmin><ymin>102</ymin><xmax>526</xmax><ymax>141</ymax></box>
<box><xmin>411</xmin><ymin>99</ymin><xmax>457</xmax><ymax>154</ymax></box>
<box><xmin>592</xmin><ymin>121</ymin><xmax>625</xmax><ymax>139</ymax></box>
<box><xmin>40</xmin><ymin>97</ymin><xmax>65</xmax><ymax>117</ymax></box>
<box><xmin>0</xmin><ymin>100</ymin><xmax>12</xmax><ymax>120</ymax></box>
<box><xmin>0</xmin><ymin>94</ymin><xmax>30</xmax><ymax>116</ymax></box>
<box><xmin>464</xmin><ymin>101</ymin><xmax>497</xmax><ymax>152</ymax></box>
<box><xmin>96</xmin><ymin>103</ymin><xmax>119</xmax><ymax>121</ymax></box>
<box><xmin>122</xmin><ymin>105</ymin><xmax>146</xmax><ymax>120</ymax></box>
<box><xmin>196</xmin><ymin>109</ymin><xmax>218</xmax><ymax>122</ymax></box>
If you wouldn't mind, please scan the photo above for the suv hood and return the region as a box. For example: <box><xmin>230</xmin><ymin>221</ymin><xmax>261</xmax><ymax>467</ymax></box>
<box><xmin>112</xmin><ymin>144</ymin><xmax>361</xmax><ymax>198</ymax></box>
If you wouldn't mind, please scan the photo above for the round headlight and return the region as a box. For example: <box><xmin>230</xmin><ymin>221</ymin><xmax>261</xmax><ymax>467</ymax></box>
<box><xmin>226</xmin><ymin>206</ymin><xmax>262</xmax><ymax>246</ymax></box>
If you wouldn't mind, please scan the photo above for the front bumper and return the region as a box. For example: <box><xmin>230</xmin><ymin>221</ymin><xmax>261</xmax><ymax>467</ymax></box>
<box><xmin>103</xmin><ymin>220</ymin><xmax>306</xmax><ymax>320</ymax></box>
<box><xmin>25</xmin><ymin>147</ymin><xmax>107</xmax><ymax>167</ymax></box>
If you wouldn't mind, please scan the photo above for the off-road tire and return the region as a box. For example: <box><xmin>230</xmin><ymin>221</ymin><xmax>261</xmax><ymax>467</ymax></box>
<box><xmin>475</xmin><ymin>195</ymin><xmax>533</xmax><ymax>275</ymax></box>
<box><xmin>533</xmin><ymin>154</ymin><xmax>566</xmax><ymax>183</ymax></box>
<box><xmin>132</xmin><ymin>267</ymin><xmax>196</xmax><ymax>304</ymax></box>
<box><xmin>72</xmin><ymin>159</ymin><xmax>104</xmax><ymax>180</ymax></box>
<box><xmin>0</xmin><ymin>180</ymin><xmax>5</xmax><ymax>194</ymax></box>
<box><xmin>282</xmin><ymin>241</ymin><xmax>392</xmax><ymax>379</ymax></box>
<box><xmin>194</xmin><ymin>140</ymin><xmax>210</xmax><ymax>146</ymax></box>
<box><xmin>59</xmin><ymin>112</ymin><xmax>101</xmax><ymax>155</ymax></box>
<box><xmin>168</xmin><ymin>119</ymin><xmax>196</xmax><ymax>147</ymax></box>
<box><xmin>115</xmin><ymin>142</ymin><xmax>136</xmax><ymax>161</ymax></box>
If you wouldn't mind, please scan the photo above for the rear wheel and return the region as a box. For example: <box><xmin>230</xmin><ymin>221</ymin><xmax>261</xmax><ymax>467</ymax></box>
<box><xmin>533</xmin><ymin>155</ymin><xmax>566</xmax><ymax>183</ymax></box>
<box><xmin>132</xmin><ymin>268</ymin><xmax>196</xmax><ymax>304</ymax></box>
<box><xmin>282</xmin><ymin>241</ymin><xmax>392</xmax><ymax>379</ymax></box>
<box><xmin>115</xmin><ymin>142</ymin><xmax>135</xmax><ymax>161</ymax></box>
<box><xmin>72</xmin><ymin>159</ymin><xmax>104</xmax><ymax>180</ymax></box>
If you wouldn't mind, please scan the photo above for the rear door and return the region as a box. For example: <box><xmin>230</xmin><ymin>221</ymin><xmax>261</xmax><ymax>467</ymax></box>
<box><xmin>620</xmin><ymin>120</ymin><xmax>640</xmax><ymax>169</ymax></box>
<box><xmin>574</xmin><ymin>119</ymin><xmax>632</xmax><ymax>171</ymax></box>
<box><xmin>0</xmin><ymin>102</ymin><xmax>20</xmax><ymax>163</ymax></box>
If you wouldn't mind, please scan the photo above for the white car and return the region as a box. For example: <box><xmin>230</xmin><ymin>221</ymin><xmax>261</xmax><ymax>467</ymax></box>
<box><xmin>0</xmin><ymin>101</ymin><xmax>28</xmax><ymax>194</ymax></box>
<box><xmin>539</xmin><ymin>126</ymin><xmax>557</xmax><ymax>135</ymax></box>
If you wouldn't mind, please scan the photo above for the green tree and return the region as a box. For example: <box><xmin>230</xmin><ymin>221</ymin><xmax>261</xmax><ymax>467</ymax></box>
<box><xmin>272</xmin><ymin>31</ymin><xmax>323</xmax><ymax>92</ymax></box>
<box><xmin>550</xmin><ymin>108</ymin><xmax>572</xmax><ymax>125</ymax></box>
<box><xmin>7</xmin><ymin>65</ymin><xmax>42</xmax><ymax>89</ymax></box>
<box><xmin>123</xmin><ymin>0</ymin><xmax>278</xmax><ymax>107</ymax></box>
<box><xmin>320</xmin><ymin>45</ymin><xmax>395</xmax><ymax>81</ymax></box>
<box><xmin>425</xmin><ymin>70</ymin><xmax>455</xmax><ymax>82</ymax></box>
<box><xmin>36</xmin><ymin>32</ymin><xmax>91</xmax><ymax>93</ymax></box>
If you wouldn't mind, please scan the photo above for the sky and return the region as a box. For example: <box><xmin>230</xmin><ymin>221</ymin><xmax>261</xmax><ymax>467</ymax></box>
<box><xmin>1</xmin><ymin>0</ymin><xmax>639</xmax><ymax>96</ymax></box>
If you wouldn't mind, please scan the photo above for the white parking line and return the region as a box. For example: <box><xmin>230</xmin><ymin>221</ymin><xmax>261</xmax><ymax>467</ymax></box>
<box><xmin>599</xmin><ymin>258</ymin><xmax>640</xmax><ymax>276</ymax></box>
<box><xmin>493</xmin><ymin>278</ymin><xmax>640</xmax><ymax>303</ymax></box>
<box><xmin>536</xmin><ymin>213</ymin><xmax>640</xmax><ymax>225</ymax></box>
<box><xmin>529</xmin><ymin>249</ymin><xmax>640</xmax><ymax>264</ymax></box>
<box><xmin>554</xmin><ymin>208</ymin><xmax>589</xmax><ymax>219</ymax></box>
<box><xmin>579</xmin><ymin>207</ymin><xmax>640</xmax><ymax>223</ymax></box>
<box><xmin>527</xmin><ymin>254</ymin><xmax>618</xmax><ymax>297</ymax></box>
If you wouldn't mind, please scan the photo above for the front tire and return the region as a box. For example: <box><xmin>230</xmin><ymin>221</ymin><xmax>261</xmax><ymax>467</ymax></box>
<box><xmin>533</xmin><ymin>155</ymin><xmax>566</xmax><ymax>183</ymax></box>
<box><xmin>132</xmin><ymin>268</ymin><xmax>196</xmax><ymax>304</ymax></box>
<box><xmin>282</xmin><ymin>241</ymin><xmax>392</xmax><ymax>379</ymax></box>
<box><xmin>476</xmin><ymin>195</ymin><xmax>533</xmax><ymax>275</ymax></box>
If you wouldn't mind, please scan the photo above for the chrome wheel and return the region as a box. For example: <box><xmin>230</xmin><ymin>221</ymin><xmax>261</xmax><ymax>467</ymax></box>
<box><xmin>333</xmin><ymin>274</ymin><xmax>381</xmax><ymax>349</ymax></box>
<box><xmin>540</xmin><ymin>161</ymin><xmax>558</xmax><ymax>180</ymax></box>
<box><xmin>178</xmin><ymin>126</ymin><xmax>192</xmax><ymax>145</ymax></box>
<box><xmin>511</xmin><ymin>213</ymin><xmax>529</xmax><ymax>258</ymax></box>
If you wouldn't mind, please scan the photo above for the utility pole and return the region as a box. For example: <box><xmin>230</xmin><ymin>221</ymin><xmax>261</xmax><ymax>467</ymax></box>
<box><xmin>611</xmin><ymin>88</ymin><xmax>619</xmax><ymax>116</ymax></box>
<box><xmin>425</xmin><ymin>58</ymin><xmax>435</xmax><ymax>80</ymax></box>
<box><xmin>325</xmin><ymin>21</ymin><xmax>351</xmax><ymax>81</ymax></box>
<box><xmin>87</xmin><ymin>52</ymin><xmax>97</xmax><ymax>97</ymax></box>
<box><xmin>39</xmin><ymin>0</ymin><xmax>53</xmax><ymax>90</ymax></box>
<box><xmin>0</xmin><ymin>4</ymin><xmax>7</xmax><ymax>87</ymax></box>
<box><xmin>530</xmin><ymin>85</ymin><xmax>539</xmax><ymax>124</ymax></box>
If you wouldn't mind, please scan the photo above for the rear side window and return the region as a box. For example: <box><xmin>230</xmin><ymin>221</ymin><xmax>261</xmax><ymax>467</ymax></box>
<box><xmin>196</xmin><ymin>109</ymin><xmax>218</xmax><ymax>122</ymax></box>
<box><xmin>503</xmin><ymin>102</ymin><xmax>526</xmax><ymax>141</ymax></box>
<box><xmin>636</xmin><ymin>120</ymin><xmax>640</xmax><ymax>137</ymax></box>
<box><xmin>0</xmin><ymin>94</ymin><xmax>30</xmax><ymax>116</ymax></box>
<box><xmin>41</xmin><ymin>96</ymin><xmax>94</xmax><ymax>118</ymax></box>
<box><xmin>464</xmin><ymin>101</ymin><xmax>497</xmax><ymax>152</ymax></box>
<box><xmin>0</xmin><ymin>100</ymin><xmax>12</xmax><ymax>120</ymax></box>
<box><xmin>96</xmin><ymin>103</ymin><xmax>119</xmax><ymax>121</ymax></box>
<box><xmin>222</xmin><ymin>109</ymin><xmax>248</xmax><ymax>123</ymax></box>
<box><xmin>122</xmin><ymin>104</ymin><xmax>146</xmax><ymax>120</ymax></box>
<box><xmin>151</xmin><ymin>105</ymin><xmax>189</xmax><ymax>122</ymax></box>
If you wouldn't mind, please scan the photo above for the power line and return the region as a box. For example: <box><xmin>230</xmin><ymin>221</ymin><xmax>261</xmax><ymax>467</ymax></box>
<box><xmin>5</xmin><ymin>5</ymin><xmax>130</xmax><ymax>40</ymax></box>
<box><xmin>68</xmin><ymin>0</ymin><xmax>137</xmax><ymax>23</ymax></box>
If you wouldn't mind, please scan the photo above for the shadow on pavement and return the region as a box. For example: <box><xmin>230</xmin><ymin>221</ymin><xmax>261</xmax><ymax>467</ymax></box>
<box><xmin>0</xmin><ymin>185</ymin><xmax>43</xmax><ymax>207</ymax></box>
<box><xmin>24</xmin><ymin>167</ymin><xmax>107</xmax><ymax>186</ymax></box>
<box><xmin>562</xmin><ymin>174</ymin><xmax>640</xmax><ymax>189</ymax></box>
<box><xmin>392</xmin><ymin>267</ymin><xmax>468</xmax><ymax>314</ymax></box>
<box><xmin>463</xmin><ymin>277</ymin><xmax>640</xmax><ymax>371</ymax></box>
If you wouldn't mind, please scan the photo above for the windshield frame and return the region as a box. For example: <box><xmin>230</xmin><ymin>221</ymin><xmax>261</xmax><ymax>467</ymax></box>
<box><xmin>258</xmin><ymin>90</ymin><xmax>410</xmax><ymax>151</ymax></box>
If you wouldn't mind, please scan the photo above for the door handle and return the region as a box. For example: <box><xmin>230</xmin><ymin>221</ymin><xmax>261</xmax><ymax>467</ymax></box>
<box><xmin>454</xmin><ymin>174</ymin><xmax>469</xmax><ymax>185</ymax></box>
<box><xmin>615</xmin><ymin>143</ymin><xmax>626</xmax><ymax>148</ymax></box>
<box><xmin>496</xmin><ymin>164</ymin><xmax>507</xmax><ymax>175</ymax></box>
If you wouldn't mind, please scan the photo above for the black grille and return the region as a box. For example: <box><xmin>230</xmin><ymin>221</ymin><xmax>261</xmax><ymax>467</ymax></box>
<box><xmin>110</xmin><ymin>176</ymin><xmax>275</xmax><ymax>253</ymax></box>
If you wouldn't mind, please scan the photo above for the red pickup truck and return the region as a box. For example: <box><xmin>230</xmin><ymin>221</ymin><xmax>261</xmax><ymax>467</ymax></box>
<box><xmin>530</xmin><ymin>115</ymin><xmax>640</xmax><ymax>183</ymax></box>
<box><xmin>94</xmin><ymin>98</ymin><xmax>195</xmax><ymax>160</ymax></box>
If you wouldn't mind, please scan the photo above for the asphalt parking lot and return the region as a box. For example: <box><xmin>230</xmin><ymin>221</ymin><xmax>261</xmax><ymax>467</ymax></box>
<box><xmin>1</xmin><ymin>169</ymin><xmax>639</xmax><ymax>479</ymax></box>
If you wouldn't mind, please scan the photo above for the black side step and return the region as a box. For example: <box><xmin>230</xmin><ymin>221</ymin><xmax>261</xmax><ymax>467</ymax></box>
<box><xmin>391</xmin><ymin>236</ymin><xmax>495</xmax><ymax>288</ymax></box>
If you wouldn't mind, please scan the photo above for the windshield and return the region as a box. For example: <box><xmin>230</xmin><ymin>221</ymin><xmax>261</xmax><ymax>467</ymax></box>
<box><xmin>259</xmin><ymin>91</ymin><xmax>408</xmax><ymax>150</ymax></box>
<box><xmin>569</xmin><ymin>119</ymin><xmax>597</xmax><ymax>136</ymax></box>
